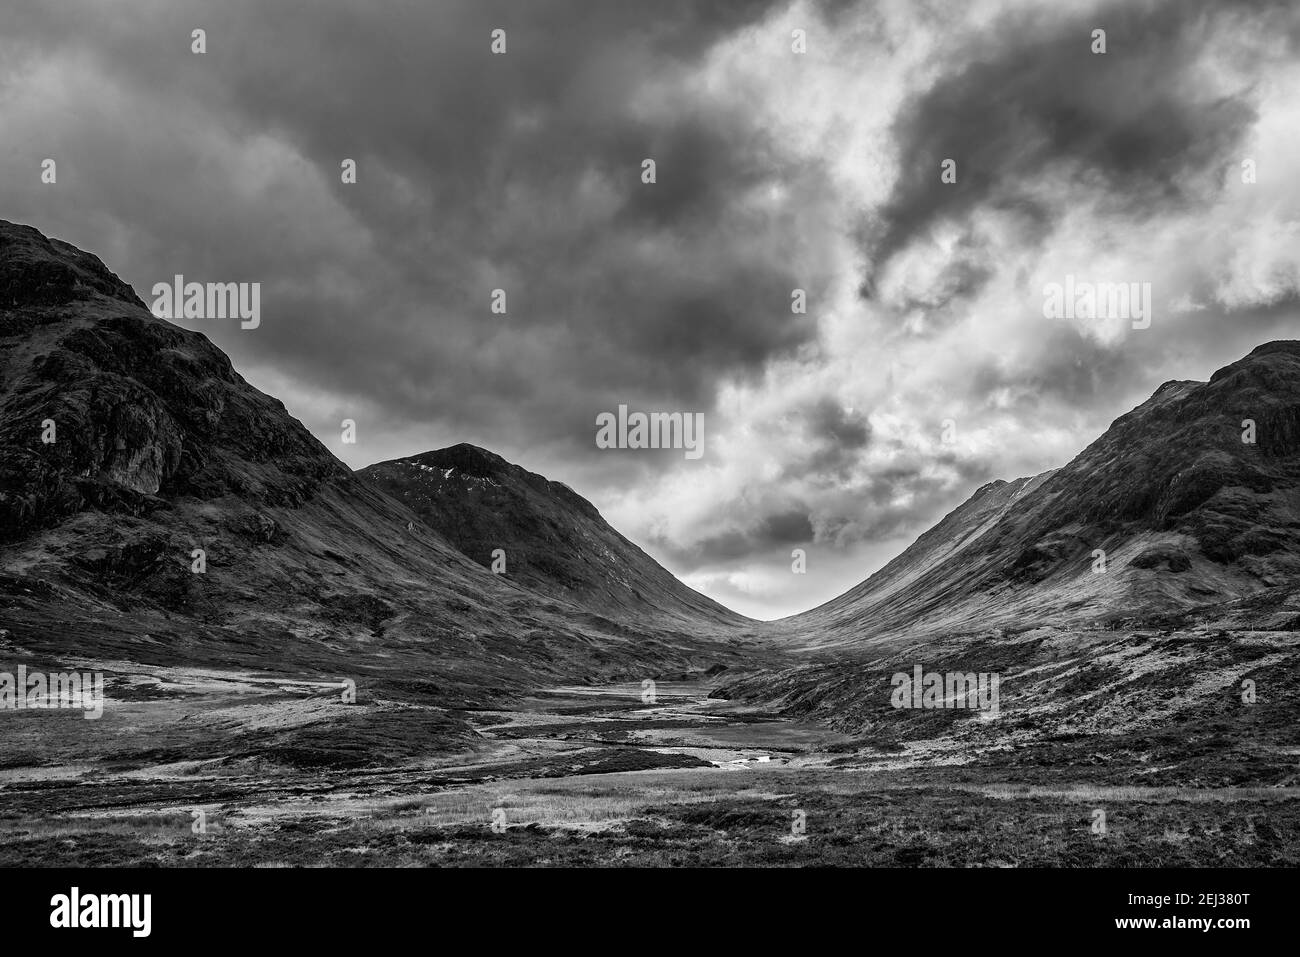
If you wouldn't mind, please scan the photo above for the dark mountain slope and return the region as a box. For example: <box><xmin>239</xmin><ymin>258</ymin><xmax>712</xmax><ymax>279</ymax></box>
<box><xmin>783</xmin><ymin>342</ymin><xmax>1300</xmax><ymax>646</ymax></box>
<box><xmin>803</xmin><ymin>470</ymin><xmax>1056</xmax><ymax>625</ymax></box>
<box><xmin>0</xmin><ymin>221</ymin><xmax>759</xmax><ymax>715</ymax></box>
<box><xmin>0</xmin><ymin>223</ymin><xmax>349</xmax><ymax>542</ymax></box>
<box><xmin>360</xmin><ymin>444</ymin><xmax>747</xmax><ymax>627</ymax></box>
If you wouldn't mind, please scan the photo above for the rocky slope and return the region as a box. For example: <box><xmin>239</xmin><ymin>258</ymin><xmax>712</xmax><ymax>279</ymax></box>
<box><xmin>360</xmin><ymin>444</ymin><xmax>746</xmax><ymax>627</ymax></box>
<box><xmin>783</xmin><ymin>342</ymin><xmax>1300</xmax><ymax>646</ymax></box>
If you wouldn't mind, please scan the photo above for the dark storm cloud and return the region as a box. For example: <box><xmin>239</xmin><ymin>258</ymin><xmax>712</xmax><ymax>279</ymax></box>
<box><xmin>806</xmin><ymin>397</ymin><xmax>871</xmax><ymax>448</ymax></box>
<box><xmin>962</xmin><ymin>325</ymin><xmax>1148</xmax><ymax>412</ymax></box>
<box><xmin>802</xmin><ymin>453</ymin><xmax>1004</xmax><ymax>549</ymax></box>
<box><xmin>678</xmin><ymin>508</ymin><xmax>816</xmax><ymax>564</ymax></box>
<box><xmin>800</xmin><ymin>399</ymin><xmax>873</xmax><ymax>481</ymax></box>
<box><xmin>864</xmin><ymin>0</ymin><xmax>1297</xmax><ymax>283</ymax></box>
<box><xmin>232</xmin><ymin>0</ymin><xmax>817</xmax><ymax>437</ymax></box>
<box><xmin>2</xmin><ymin>0</ymin><xmax>820</xmax><ymax>475</ymax></box>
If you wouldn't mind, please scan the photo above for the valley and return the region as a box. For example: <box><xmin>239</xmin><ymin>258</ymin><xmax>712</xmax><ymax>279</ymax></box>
<box><xmin>3</xmin><ymin>626</ymin><xmax>1298</xmax><ymax>867</ymax></box>
<box><xmin>2</xmin><ymin>219</ymin><xmax>1299</xmax><ymax>868</ymax></box>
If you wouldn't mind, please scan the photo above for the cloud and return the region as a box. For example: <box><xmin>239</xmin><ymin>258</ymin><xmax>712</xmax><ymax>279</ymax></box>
<box><xmin>4</xmin><ymin>0</ymin><xmax>1300</xmax><ymax>619</ymax></box>
<box><xmin>0</xmin><ymin>0</ymin><xmax>816</xmax><ymax>461</ymax></box>
<box><xmin>864</xmin><ymin>0</ymin><xmax>1296</xmax><ymax>279</ymax></box>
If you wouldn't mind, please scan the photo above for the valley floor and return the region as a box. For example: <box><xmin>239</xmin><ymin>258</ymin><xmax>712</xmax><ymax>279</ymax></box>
<box><xmin>2</xmin><ymin>668</ymin><xmax>1298</xmax><ymax>867</ymax></box>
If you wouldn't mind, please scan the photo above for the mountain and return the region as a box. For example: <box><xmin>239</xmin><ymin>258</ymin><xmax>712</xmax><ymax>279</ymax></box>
<box><xmin>784</xmin><ymin>342</ymin><xmax>1300</xmax><ymax>646</ymax></box>
<box><xmin>0</xmin><ymin>220</ymin><xmax>756</xmax><ymax>717</ymax></box>
<box><xmin>720</xmin><ymin>344</ymin><xmax>1300</xmax><ymax>773</ymax></box>
<box><xmin>360</xmin><ymin>444</ymin><xmax>746</xmax><ymax>626</ymax></box>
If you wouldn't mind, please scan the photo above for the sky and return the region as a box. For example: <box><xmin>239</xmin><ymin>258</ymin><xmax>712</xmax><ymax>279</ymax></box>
<box><xmin>2</xmin><ymin>0</ymin><xmax>1299</xmax><ymax>619</ymax></box>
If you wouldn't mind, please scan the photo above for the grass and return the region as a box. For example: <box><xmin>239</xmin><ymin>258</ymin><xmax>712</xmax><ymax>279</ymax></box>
<box><xmin>3</xmin><ymin>771</ymin><xmax>1297</xmax><ymax>867</ymax></box>
<box><xmin>3</xmin><ymin>640</ymin><xmax>1298</xmax><ymax>868</ymax></box>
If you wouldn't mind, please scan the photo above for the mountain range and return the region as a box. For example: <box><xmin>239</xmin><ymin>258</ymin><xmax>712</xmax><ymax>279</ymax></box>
<box><xmin>0</xmin><ymin>220</ymin><xmax>760</xmax><ymax>716</ymax></box>
<box><xmin>2</xmin><ymin>219</ymin><xmax>1297</xmax><ymax>712</ymax></box>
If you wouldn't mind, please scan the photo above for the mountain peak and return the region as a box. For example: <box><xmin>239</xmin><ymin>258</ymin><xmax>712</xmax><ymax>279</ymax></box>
<box><xmin>1210</xmin><ymin>339</ymin><xmax>1300</xmax><ymax>384</ymax></box>
<box><xmin>403</xmin><ymin>443</ymin><xmax>513</xmax><ymax>479</ymax></box>
<box><xmin>1247</xmin><ymin>340</ymin><xmax>1300</xmax><ymax>359</ymax></box>
<box><xmin>360</xmin><ymin>445</ymin><xmax>747</xmax><ymax>625</ymax></box>
<box><xmin>0</xmin><ymin>220</ymin><xmax>143</xmax><ymax>309</ymax></box>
